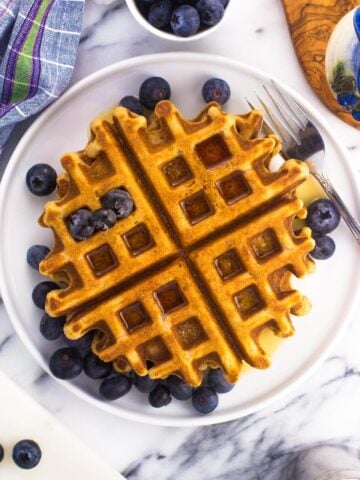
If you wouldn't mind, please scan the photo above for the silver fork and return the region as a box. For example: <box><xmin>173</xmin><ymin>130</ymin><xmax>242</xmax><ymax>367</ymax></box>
<box><xmin>247</xmin><ymin>81</ymin><xmax>360</xmax><ymax>245</ymax></box>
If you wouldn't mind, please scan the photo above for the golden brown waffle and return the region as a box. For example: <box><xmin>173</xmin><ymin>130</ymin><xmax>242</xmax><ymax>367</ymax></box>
<box><xmin>40</xmin><ymin>101</ymin><xmax>315</xmax><ymax>387</ymax></box>
<box><xmin>189</xmin><ymin>196</ymin><xmax>315</xmax><ymax>369</ymax></box>
<box><xmin>65</xmin><ymin>197</ymin><xmax>314</xmax><ymax>385</ymax></box>
<box><xmin>66</xmin><ymin>258</ymin><xmax>242</xmax><ymax>386</ymax></box>
<box><xmin>39</xmin><ymin>119</ymin><xmax>178</xmax><ymax>317</ymax></box>
<box><xmin>114</xmin><ymin>101</ymin><xmax>308</xmax><ymax>247</ymax></box>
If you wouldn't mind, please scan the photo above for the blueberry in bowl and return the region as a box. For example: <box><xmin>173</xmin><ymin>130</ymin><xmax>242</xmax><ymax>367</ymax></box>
<box><xmin>127</xmin><ymin>0</ymin><xmax>231</xmax><ymax>40</ymax></box>
<box><xmin>196</xmin><ymin>0</ymin><xmax>224</xmax><ymax>26</ymax></box>
<box><xmin>148</xmin><ymin>0</ymin><xmax>173</xmax><ymax>29</ymax></box>
<box><xmin>171</xmin><ymin>5</ymin><xmax>200</xmax><ymax>37</ymax></box>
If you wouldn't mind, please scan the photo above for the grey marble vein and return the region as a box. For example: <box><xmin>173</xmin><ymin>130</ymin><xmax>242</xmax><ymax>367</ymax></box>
<box><xmin>80</xmin><ymin>0</ymin><xmax>126</xmax><ymax>45</ymax></box>
<box><xmin>120</xmin><ymin>351</ymin><xmax>360</xmax><ymax>479</ymax></box>
<box><xmin>0</xmin><ymin>334</ymin><xmax>12</xmax><ymax>351</ymax></box>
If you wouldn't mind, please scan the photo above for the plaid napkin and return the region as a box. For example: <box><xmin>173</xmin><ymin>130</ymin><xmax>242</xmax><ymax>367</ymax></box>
<box><xmin>0</xmin><ymin>0</ymin><xmax>85</xmax><ymax>159</ymax></box>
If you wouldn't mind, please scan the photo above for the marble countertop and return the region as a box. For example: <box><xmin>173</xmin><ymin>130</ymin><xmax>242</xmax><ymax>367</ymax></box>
<box><xmin>1</xmin><ymin>1</ymin><xmax>360</xmax><ymax>478</ymax></box>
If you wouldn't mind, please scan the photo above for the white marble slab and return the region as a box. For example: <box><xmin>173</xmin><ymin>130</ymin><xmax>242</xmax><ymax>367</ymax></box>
<box><xmin>1</xmin><ymin>0</ymin><xmax>360</xmax><ymax>478</ymax></box>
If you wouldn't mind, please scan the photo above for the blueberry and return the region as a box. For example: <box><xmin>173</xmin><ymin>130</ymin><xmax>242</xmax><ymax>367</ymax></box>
<box><xmin>119</xmin><ymin>95</ymin><xmax>145</xmax><ymax>115</ymax></box>
<box><xmin>219</xmin><ymin>0</ymin><xmax>229</xmax><ymax>6</ymax></box>
<box><xmin>12</xmin><ymin>440</ymin><xmax>41</xmax><ymax>469</ymax></box>
<box><xmin>100</xmin><ymin>374</ymin><xmax>132</xmax><ymax>400</ymax></box>
<box><xmin>148</xmin><ymin>384</ymin><xmax>172</xmax><ymax>408</ymax></box>
<box><xmin>167</xmin><ymin>375</ymin><xmax>193</xmax><ymax>400</ymax></box>
<box><xmin>306</xmin><ymin>199</ymin><xmax>340</xmax><ymax>234</ymax></box>
<box><xmin>207</xmin><ymin>368</ymin><xmax>234</xmax><ymax>393</ymax></box>
<box><xmin>64</xmin><ymin>330</ymin><xmax>94</xmax><ymax>352</ymax></box>
<box><xmin>26</xmin><ymin>164</ymin><xmax>57</xmax><ymax>196</ymax></box>
<box><xmin>91</xmin><ymin>208</ymin><xmax>117</xmax><ymax>231</ymax></box>
<box><xmin>138</xmin><ymin>0</ymin><xmax>156</xmax><ymax>11</ymax></box>
<box><xmin>84</xmin><ymin>352</ymin><xmax>112</xmax><ymax>379</ymax></box>
<box><xmin>202</xmin><ymin>77</ymin><xmax>231</xmax><ymax>105</ymax></box>
<box><xmin>26</xmin><ymin>245</ymin><xmax>50</xmax><ymax>271</ymax></box>
<box><xmin>311</xmin><ymin>234</ymin><xmax>336</xmax><ymax>260</ymax></box>
<box><xmin>32</xmin><ymin>281</ymin><xmax>59</xmax><ymax>309</ymax></box>
<box><xmin>192</xmin><ymin>387</ymin><xmax>219</xmax><ymax>413</ymax></box>
<box><xmin>139</xmin><ymin>77</ymin><xmax>171</xmax><ymax>109</ymax></box>
<box><xmin>0</xmin><ymin>443</ymin><xmax>3</xmax><ymax>462</ymax></box>
<box><xmin>132</xmin><ymin>373</ymin><xmax>159</xmax><ymax>393</ymax></box>
<box><xmin>337</xmin><ymin>93</ymin><xmax>358</xmax><ymax>108</ymax></box>
<box><xmin>39</xmin><ymin>313</ymin><xmax>65</xmax><ymax>341</ymax></box>
<box><xmin>148</xmin><ymin>0</ymin><xmax>172</xmax><ymax>28</ymax></box>
<box><xmin>101</xmin><ymin>189</ymin><xmax>134</xmax><ymax>219</ymax></box>
<box><xmin>352</xmin><ymin>110</ymin><xmax>360</xmax><ymax>121</ymax></box>
<box><xmin>171</xmin><ymin>5</ymin><xmax>200</xmax><ymax>36</ymax></box>
<box><xmin>196</xmin><ymin>0</ymin><xmax>224</xmax><ymax>26</ymax></box>
<box><xmin>68</xmin><ymin>208</ymin><xmax>95</xmax><ymax>241</ymax></box>
<box><xmin>49</xmin><ymin>347</ymin><xmax>83</xmax><ymax>379</ymax></box>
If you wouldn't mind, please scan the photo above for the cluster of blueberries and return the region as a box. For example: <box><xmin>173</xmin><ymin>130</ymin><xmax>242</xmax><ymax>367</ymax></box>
<box><xmin>26</xmin><ymin>171</ymin><xmax>135</xmax><ymax>242</ymax></box>
<box><xmin>120</xmin><ymin>75</ymin><xmax>231</xmax><ymax>114</ymax></box>
<box><xmin>305</xmin><ymin>198</ymin><xmax>340</xmax><ymax>260</ymax></box>
<box><xmin>0</xmin><ymin>439</ymin><xmax>41</xmax><ymax>470</ymax></box>
<box><xmin>136</xmin><ymin>0</ymin><xmax>229</xmax><ymax>38</ymax></box>
<box><xmin>68</xmin><ymin>189</ymin><xmax>134</xmax><ymax>242</ymax></box>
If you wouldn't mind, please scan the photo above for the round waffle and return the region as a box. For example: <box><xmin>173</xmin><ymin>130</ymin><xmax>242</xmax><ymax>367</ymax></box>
<box><xmin>39</xmin><ymin>101</ymin><xmax>315</xmax><ymax>387</ymax></box>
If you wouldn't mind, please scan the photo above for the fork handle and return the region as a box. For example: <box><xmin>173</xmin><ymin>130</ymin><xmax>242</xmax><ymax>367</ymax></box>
<box><xmin>312</xmin><ymin>171</ymin><xmax>360</xmax><ymax>245</ymax></box>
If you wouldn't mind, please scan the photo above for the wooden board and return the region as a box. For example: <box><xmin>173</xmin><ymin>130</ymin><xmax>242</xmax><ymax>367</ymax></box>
<box><xmin>282</xmin><ymin>0</ymin><xmax>360</xmax><ymax>129</ymax></box>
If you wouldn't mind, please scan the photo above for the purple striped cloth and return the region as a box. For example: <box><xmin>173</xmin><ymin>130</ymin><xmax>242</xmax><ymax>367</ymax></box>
<box><xmin>0</xmin><ymin>0</ymin><xmax>85</xmax><ymax>159</ymax></box>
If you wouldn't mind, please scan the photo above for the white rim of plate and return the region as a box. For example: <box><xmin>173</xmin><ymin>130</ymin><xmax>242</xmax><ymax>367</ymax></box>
<box><xmin>0</xmin><ymin>52</ymin><xmax>359</xmax><ymax>427</ymax></box>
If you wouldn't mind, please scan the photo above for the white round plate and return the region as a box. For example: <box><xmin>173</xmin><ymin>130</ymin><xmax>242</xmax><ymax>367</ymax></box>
<box><xmin>0</xmin><ymin>53</ymin><xmax>359</xmax><ymax>427</ymax></box>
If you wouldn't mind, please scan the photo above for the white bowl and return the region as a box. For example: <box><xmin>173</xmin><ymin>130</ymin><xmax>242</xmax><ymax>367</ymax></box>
<box><xmin>125</xmin><ymin>0</ymin><xmax>233</xmax><ymax>42</ymax></box>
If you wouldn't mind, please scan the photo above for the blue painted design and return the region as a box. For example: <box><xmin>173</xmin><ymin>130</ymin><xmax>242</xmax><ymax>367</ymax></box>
<box><xmin>354</xmin><ymin>7</ymin><xmax>360</xmax><ymax>42</ymax></box>
<box><xmin>352</xmin><ymin>110</ymin><xmax>360</xmax><ymax>121</ymax></box>
<box><xmin>330</xmin><ymin>8</ymin><xmax>360</xmax><ymax>120</ymax></box>
<box><xmin>354</xmin><ymin>43</ymin><xmax>360</xmax><ymax>93</ymax></box>
<box><xmin>354</xmin><ymin>8</ymin><xmax>360</xmax><ymax>91</ymax></box>
<box><xmin>337</xmin><ymin>93</ymin><xmax>358</xmax><ymax>107</ymax></box>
